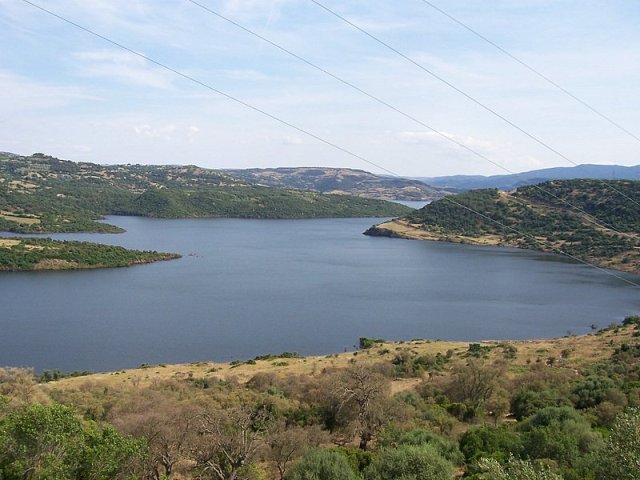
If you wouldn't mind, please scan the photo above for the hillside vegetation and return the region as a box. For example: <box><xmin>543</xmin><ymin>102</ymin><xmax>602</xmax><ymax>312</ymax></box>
<box><xmin>226</xmin><ymin>167</ymin><xmax>448</xmax><ymax>201</ymax></box>
<box><xmin>366</xmin><ymin>179</ymin><xmax>640</xmax><ymax>274</ymax></box>
<box><xmin>0</xmin><ymin>237</ymin><xmax>179</xmax><ymax>271</ymax></box>
<box><xmin>2</xmin><ymin>318</ymin><xmax>640</xmax><ymax>479</ymax></box>
<box><xmin>0</xmin><ymin>152</ymin><xmax>410</xmax><ymax>234</ymax></box>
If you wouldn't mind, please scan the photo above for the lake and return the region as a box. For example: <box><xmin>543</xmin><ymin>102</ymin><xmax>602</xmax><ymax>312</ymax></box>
<box><xmin>1</xmin><ymin>215</ymin><xmax>639</xmax><ymax>372</ymax></box>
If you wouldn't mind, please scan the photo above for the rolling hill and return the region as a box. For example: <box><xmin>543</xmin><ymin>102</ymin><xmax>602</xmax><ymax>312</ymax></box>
<box><xmin>365</xmin><ymin>179</ymin><xmax>640</xmax><ymax>274</ymax></box>
<box><xmin>0</xmin><ymin>152</ymin><xmax>410</xmax><ymax>234</ymax></box>
<box><xmin>226</xmin><ymin>167</ymin><xmax>448</xmax><ymax>201</ymax></box>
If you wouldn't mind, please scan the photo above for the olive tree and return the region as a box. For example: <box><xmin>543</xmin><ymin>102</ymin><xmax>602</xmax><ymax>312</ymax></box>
<box><xmin>597</xmin><ymin>408</ymin><xmax>640</xmax><ymax>480</ymax></box>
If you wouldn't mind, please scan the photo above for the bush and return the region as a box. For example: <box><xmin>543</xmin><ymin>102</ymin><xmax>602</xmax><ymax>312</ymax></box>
<box><xmin>518</xmin><ymin>407</ymin><xmax>603</xmax><ymax>468</ymax></box>
<box><xmin>359</xmin><ymin>338</ymin><xmax>385</xmax><ymax>350</ymax></box>
<box><xmin>378</xmin><ymin>427</ymin><xmax>464</xmax><ymax>466</ymax></box>
<box><xmin>478</xmin><ymin>456</ymin><xmax>563</xmax><ymax>480</ymax></box>
<box><xmin>286</xmin><ymin>449</ymin><xmax>358</xmax><ymax>480</ymax></box>
<box><xmin>364</xmin><ymin>444</ymin><xmax>454</xmax><ymax>480</ymax></box>
<box><xmin>459</xmin><ymin>426</ymin><xmax>523</xmax><ymax>463</ymax></box>
<box><xmin>571</xmin><ymin>375</ymin><xmax>615</xmax><ymax>409</ymax></box>
<box><xmin>510</xmin><ymin>389</ymin><xmax>572</xmax><ymax>421</ymax></box>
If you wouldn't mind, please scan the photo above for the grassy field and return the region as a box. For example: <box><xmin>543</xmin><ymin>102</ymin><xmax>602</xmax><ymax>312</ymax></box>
<box><xmin>50</xmin><ymin>324</ymin><xmax>633</xmax><ymax>392</ymax></box>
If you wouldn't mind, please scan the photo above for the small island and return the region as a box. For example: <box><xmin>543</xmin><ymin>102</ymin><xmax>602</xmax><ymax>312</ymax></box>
<box><xmin>0</xmin><ymin>237</ymin><xmax>180</xmax><ymax>271</ymax></box>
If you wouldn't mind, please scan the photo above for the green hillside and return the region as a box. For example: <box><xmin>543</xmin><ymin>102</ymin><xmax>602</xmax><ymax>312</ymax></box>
<box><xmin>0</xmin><ymin>152</ymin><xmax>410</xmax><ymax>233</ymax></box>
<box><xmin>0</xmin><ymin>237</ymin><xmax>179</xmax><ymax>271</ymax></box>
<box><xmin>366</xmin><ymin>180</ymin><xmax>640</xmax><ymax>273</ymax></box>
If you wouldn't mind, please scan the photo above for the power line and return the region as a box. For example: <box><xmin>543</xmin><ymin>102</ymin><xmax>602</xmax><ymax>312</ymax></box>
<box><xmin>433</xmin><ymin>197</ymin><xmax>640</xmax><ymax>289</ymax></box>
<box><xmin>183</xmin><ymin>0</ymin><xmax>626</xmax><ymax>235</ymax></box>
<box><xmin>420</xmin><ymin>0</ymin><xmax>640</xmax><ymax>145</ymax></box>
<box><xmin>20</xmin><ymin>0</ymin><xmax>397</xmax><ymax>178</ymax></box>
<box><xmin>184</xmin><ymin>0</ymin><xmax>627</xmax><ymax>236</ymax></box>
<box><xmin>309</xmin><ymin>0</ymin><xmax>640</xmax><ymax>209</ymax></box>
<box><xmin>19</xmin><ymin>0</ymin><xmax>640</xmax><ymax>288</ymax></box>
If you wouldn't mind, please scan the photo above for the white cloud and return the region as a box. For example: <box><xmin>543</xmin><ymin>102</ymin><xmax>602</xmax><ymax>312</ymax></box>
<box><xmin>2</xmin><ymin>1</ymin><xmax>640</xmax><ymax>176</ymax></box>
<box><xmin>73</xmin><ymin>49</ymin><xmax>173</xmax><ymax>89</ymax></box>
<box><xmin>133</xmin><ymin>124</ymin><xmax>177</xmax><ymax>141</ymax></box>
<box><xmin>0</xmin><ymin>71</ymin><xmax>97</xmax><ymax>111</ymax></box>
<box><xmin>398</xmin><ymin>130</ymin><xmax>498</xmax><ymax>151</ymax></box>
<box><xmin>282</xmin><ymin>135</ymin><xmax>303</xmax><ymax>145</ymax></box>
<box><xmin>187</xmin><ymin>126</ymin><xmax>200</xmax><ymax>139</ymax></box>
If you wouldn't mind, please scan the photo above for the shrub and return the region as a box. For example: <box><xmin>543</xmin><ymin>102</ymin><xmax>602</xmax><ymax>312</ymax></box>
<box><xmin>364</xmin><ymin>444</ymin><xmax>454</xmax><ymax>480</ymax></box>
<box><xmin>478</xmin><ymin>456</ymin><xmax>563</xmax><ymax>480</ymax></box>
<box><xmin>378</xmin><ymin>427</ymin><xmax>464</xmax><ymax>465</ymax></box>
<box><xmin>286</xmin><ymin>449</ymin><xmax>358</xmax><ymax>480</ymax></box>
<box><xmin>359</xmin><ymin>338</ymin><xmax>385</xmax><ymax>350</ymax></box>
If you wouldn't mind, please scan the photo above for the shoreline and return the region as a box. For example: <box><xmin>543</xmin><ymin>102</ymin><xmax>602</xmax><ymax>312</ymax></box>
<box><xmin>32</xmin><ymin>325</ymin><xmax>636</xmax><ymax>388</ymax></box>
<box><xmin>365</xmin><ymin>219</ymin><xmax>640</xmax><ymax>275</ymax></box>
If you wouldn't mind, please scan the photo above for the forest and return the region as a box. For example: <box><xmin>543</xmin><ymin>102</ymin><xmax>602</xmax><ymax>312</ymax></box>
<box><xmin>1</xmin><ymin>317</ymin><xmax>639</xmax><ymax>479</ymax></box>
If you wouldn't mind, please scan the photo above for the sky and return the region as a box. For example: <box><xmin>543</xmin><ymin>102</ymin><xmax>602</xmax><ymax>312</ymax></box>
<box><xmin>1</xmin><ymin>0</ymin><xmax>639</xmax><ymax>177</ymax></box>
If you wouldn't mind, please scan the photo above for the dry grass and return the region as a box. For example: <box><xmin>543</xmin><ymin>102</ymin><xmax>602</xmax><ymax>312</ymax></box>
<box><xmin>0</xmin><ymin>211</ymin><xmax>41</xmax><ymax>225</ymax></box>
<box><xmin>8</xmin><ymin>180</ymin><xmax>38</xmax><ymax>190</ymax></box>
<box><xmin>45</xmin><ymin>325</ymin><xmax>636</xmax><ymax>396</ymax></box>
<box><xmin>374</xmin><ymin>220</ymin><xmax>504</xmax><ymax>246</ymax></box>
<box><xmin>0</xmin><ymin>239</ymin><xmax>21</xmax><ymax>247</ymax></box>
<box><xmin>32</xmin><ymin>259</ymin><xmax>78</xmax><ymax>270</ymax></box>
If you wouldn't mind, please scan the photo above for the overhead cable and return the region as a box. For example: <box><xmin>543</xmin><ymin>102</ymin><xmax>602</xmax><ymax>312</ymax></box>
<box><xmin>309</xmin><ymin>0</ymin><xmax>640</xmax><ymax>209</ymax></box>
<box><xmin>20</xmin><ymin>0</ymin><xmax>640</xmax><ymax>288</ymax></box>
<box><xmin>420</xmin><ymin>0</ymin><xmax>640</xmax><ymax>144</ymax></box>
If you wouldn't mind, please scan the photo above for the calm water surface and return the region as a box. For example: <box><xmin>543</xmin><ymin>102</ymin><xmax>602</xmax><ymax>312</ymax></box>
<box><xmin>1</xmin><ymin>216</ymin><xmax>639</xmax><ymax>372</ymax></box>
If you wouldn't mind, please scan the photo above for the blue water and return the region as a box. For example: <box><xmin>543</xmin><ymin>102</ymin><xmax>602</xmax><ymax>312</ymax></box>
<box><xmin>1</xmin><ymin>216</ymin><xmax>638</xmax><ymax>372</ymax></box>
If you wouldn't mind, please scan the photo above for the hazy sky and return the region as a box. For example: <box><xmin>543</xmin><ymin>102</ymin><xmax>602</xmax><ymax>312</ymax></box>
<box><xmin>1</xmin><ymin>0</ymin><xmax>639</xmax><ymax>177</ymax></box>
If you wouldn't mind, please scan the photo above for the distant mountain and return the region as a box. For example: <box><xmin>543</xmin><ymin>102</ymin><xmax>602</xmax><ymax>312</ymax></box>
<box><xmin>226</xmin><ymin>167</ymin><xmax>448</xmax><ymax>201</ymax></box>
<box><xmin>366</xmin><ymin>179</ymin><xmax>640</xmax><ymax>274</ymax></box>
<box><xmin>0</xmin><ymin>152</ymin><xmax>410</xmax><ymax>234</ymax></box>
<box><xmin>417</xmin><ymin>164</ymin><xmax>640</xmax><ymax>191</ymax></box>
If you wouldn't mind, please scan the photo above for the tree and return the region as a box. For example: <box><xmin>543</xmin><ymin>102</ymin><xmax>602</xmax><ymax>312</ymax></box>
<box><xmin>114</xmin><ymin>403</ymin><xmax>198</xmax><ymax>479</ymax></box>
<box><xmin>192</xmin><ymin>402</ymin><xmax>273</xmax><ymax>480</ymax></box>
<box><xmin>364</xmin><ymin>444</ymin><xmax>454</xmax><ymax>480</ymax></box>
<box><xmin>445</xmin><ymin>359</ymin><xmax>503</xmax><ymax>418</ymax></box>
<box><xmin>265</xmin><ymin>423</ymin><xmax>328</xmax><ymax>480</ymax></box>
<box><xmin>75</xmin><ymin>423</ymin><xmax>146</xmax><ymax>480</ymax></box>
<box><xmin>597</xmin><ymin>408</ymin><xmax>640</xmax><ymax>480</ymax></box>
<box><xmin>0</xmin><ymin>403</ymin><xmax>144</xmax><ymax>480</ymax></box>
<box><xmin>485</xmin><ymin>388</ymin><xmax>511</xmax><ymax>426</ymax></box>
<box><xmin>334</xmin><ymin>364</ymin><xmax>390</xmax><ymax>450</ymax></box>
